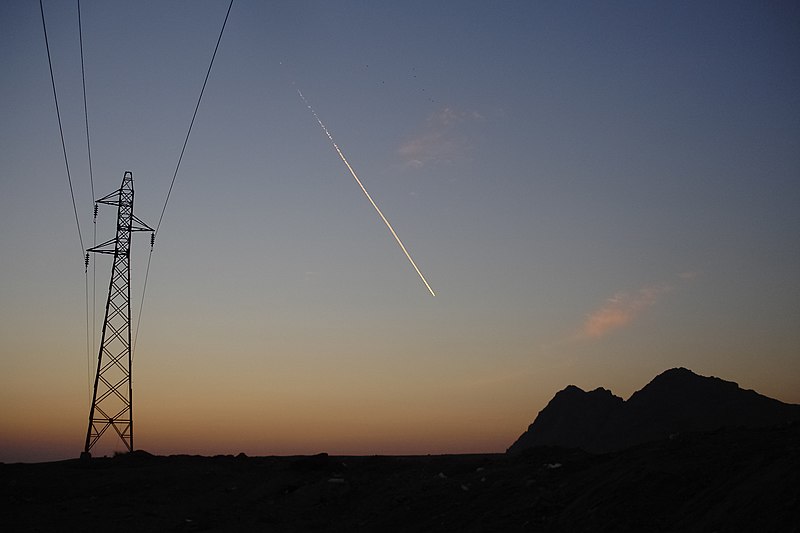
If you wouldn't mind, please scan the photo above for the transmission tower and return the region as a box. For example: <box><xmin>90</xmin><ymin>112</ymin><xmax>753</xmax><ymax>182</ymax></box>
<box><xmin>83</xmin><ymin>171</ymin><xmax>152</xmax><ymax>458</ymax></box>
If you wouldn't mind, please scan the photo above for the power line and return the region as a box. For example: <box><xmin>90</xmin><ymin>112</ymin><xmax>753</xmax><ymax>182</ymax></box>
<box><xmin>85</xmin><ymin>268</ymin><xmax>91</xmax><ymax>403</ymax></box>
<box><xmin>40</xmin><ymin>0</ymin><xmax>85</xmax><ymax>253</ymax></box>
<box><xmin>155</xmin><ymin>0</ymin><xmax>234</xmax><ymax>235</ymax></box>
<box><xmin>78</xmin><ymin>0</ymin><xmax>98</xmax><ymax>399</ymax></box>
<box><xmin>132</xmin><ymin>242</ymin><xmax>154</xmax><ymax>361</ymax></box>
<box><xmin>78</xmin><ymin>0</ymin><xmax>95</xmax><ymax>202</ymax></box>
<box><xmin>134</xmin><ymin>0</ymin><xmax>234</xmax><ymax>358</ymax></box>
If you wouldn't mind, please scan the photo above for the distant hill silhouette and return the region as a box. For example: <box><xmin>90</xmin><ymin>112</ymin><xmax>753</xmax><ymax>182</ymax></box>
<box><xmin>508</xmin><ymin>367</ymin><xmax>800</xmax><ymax>453</ymax></box>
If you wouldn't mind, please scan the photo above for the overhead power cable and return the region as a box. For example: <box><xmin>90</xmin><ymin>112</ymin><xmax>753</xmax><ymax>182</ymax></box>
<box><xmin>78</xmin><ymin>0</ymin><xmax>98</xmax><ymax>397</ymax></box>
<box><xmin>155</xmin><ymin>0</ymin><xmax>234</xmax><ymax>235</ymax></box>
<box><xmin>133</xmin><ymin>0</ymin><xmax>234</xmax><ymax>358</ymax></box>
<box><xmin>40</xmin><ymin>0</ymin><xmax>85</xmax><ymax>253</ymax></box>
<box><xmin>132</xmin><ymin>238</ymin><xmax>154</xmax><ymax>361</ymax></box>
<box><xmin>78</xmin><ymin>0</ymin><xmax>95</xmax><ymax>202</ymax></box>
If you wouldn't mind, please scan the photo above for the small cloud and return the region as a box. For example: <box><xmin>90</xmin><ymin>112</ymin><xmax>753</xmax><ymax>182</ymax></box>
<box><xmin>398</xmin><ymin>130</ymin><xmax>460</xmax><ymax>165</ymax></box>
<box><xmin>678</xmin><ymin>271</ymin><xmax>700</xmax><ymax>280</ymax></box>
<box><xmin>398</xmin><ymin>106</ymin><xmax>483</xmax><ymax>168</ymax></box>
<box><xmin>580</xmin><ymin>284</ymin><xmax>671</xmax><ymax>339</ymax></box>
<box><xmin>432</xmin><ymin>107</ymin><xmax>483</xmax><ymax>127</ymax></box>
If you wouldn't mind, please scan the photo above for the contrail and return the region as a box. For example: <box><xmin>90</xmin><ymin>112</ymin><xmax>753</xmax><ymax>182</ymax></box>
<box><xmin>296</xmin><ymin>88</ymin><xmax>436</xmax><ymax>297</ymax></box>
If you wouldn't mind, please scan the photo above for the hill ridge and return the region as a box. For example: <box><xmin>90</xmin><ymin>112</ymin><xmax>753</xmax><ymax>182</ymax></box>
<box><xmin>508</xmin><ymin>367</ymin><xmax>800</xmax><ymax>453</ymax></box>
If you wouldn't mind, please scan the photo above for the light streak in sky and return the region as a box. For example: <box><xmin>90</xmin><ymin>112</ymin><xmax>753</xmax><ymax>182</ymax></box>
<box><xmin>296</xmin><ymin>88</ymin><xmax>436</xmax><ymax>297</ymax></box>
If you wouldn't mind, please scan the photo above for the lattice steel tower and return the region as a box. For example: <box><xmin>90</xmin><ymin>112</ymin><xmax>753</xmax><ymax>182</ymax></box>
<box><xmin>83</xmin><ymin>171</ymin><xmax>153</xmax><ymax>457</ymax></box>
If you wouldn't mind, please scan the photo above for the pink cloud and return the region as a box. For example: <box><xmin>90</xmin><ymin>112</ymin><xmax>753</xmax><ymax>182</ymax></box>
<box><xmin>398</xmin><ymin>107</ymin><xmax>483</xmax><ymax>167</ymax></box>
<box><xmin>581</xmin><ymin>284</ymin><xmax>671</xmax><ymax>339</ymax></box>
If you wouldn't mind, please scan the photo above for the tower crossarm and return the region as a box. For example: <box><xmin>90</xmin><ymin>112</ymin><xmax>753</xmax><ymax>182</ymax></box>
<box><xmin>130</xmin><ymin>214</ymin><xmax>154</xmax><ymax>233</ymax></box>
<box><xmin>87</xmin><ymin>237</ymin><xmax>119</xmax><ymax>255</ymax></box>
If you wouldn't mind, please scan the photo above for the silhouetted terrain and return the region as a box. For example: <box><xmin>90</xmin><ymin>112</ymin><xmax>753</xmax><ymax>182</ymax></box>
<box><xmin>2</xmin><ymin>423</ymin><xmax>799</xmax><ymax>531</ymax></box>
<box><xmin>508</xmin><ymin>367</ymin><xmax>800</xmax><ymax>454</ymax></box>
<box><xmin>4</xmin><ymin>368</ymin><xmax>799</xmax><ymax>531</ymax></box>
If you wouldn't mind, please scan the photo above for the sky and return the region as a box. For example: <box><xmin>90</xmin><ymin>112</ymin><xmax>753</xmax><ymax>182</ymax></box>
<box><xmin>1</xmin><ymin>1</ymin><xmax>798</xmax><ymax>462</ymax></box>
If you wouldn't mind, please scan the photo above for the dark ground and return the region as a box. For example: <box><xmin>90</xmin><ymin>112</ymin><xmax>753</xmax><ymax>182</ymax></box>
<box><xmin>2</xmin><ymin>424</ymin><xmax>798</xmax><ymax>532</ymax></box>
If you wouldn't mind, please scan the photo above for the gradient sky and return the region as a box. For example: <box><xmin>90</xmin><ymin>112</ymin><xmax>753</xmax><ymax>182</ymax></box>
<box><xmin>1</xmin><ymin>1</ymin><xmax>799</xmax><ymax>462</ymax></box>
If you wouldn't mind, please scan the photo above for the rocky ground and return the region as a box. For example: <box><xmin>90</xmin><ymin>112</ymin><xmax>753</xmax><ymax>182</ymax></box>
<box><xmin>2</xmin><ymin>423</ymin><xmax>798</xmax><ymax>532</ymax></box>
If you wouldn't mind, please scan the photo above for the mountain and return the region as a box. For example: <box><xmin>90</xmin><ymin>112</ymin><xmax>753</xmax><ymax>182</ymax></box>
<box><xmin>508</xmin><ymin>367</ymin><xmax>800</xmax><ymax>453</ymax></box>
